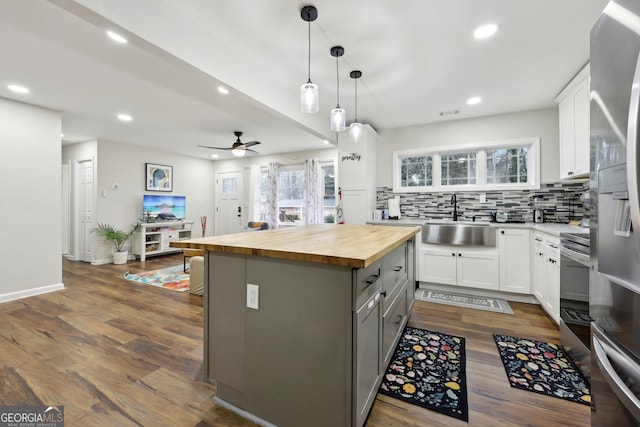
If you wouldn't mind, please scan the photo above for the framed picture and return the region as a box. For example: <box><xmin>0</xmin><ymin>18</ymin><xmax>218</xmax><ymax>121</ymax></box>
<box><xmin>145</xmin><ymin>163</ymin><xmax>173</xmax><ymax>192</ymax></box>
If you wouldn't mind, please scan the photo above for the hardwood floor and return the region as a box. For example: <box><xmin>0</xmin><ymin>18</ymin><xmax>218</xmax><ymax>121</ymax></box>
<box><xmin>0</xmin><ymin>255</ymin><xmax>590</xmax><ymax>426</ymax></box>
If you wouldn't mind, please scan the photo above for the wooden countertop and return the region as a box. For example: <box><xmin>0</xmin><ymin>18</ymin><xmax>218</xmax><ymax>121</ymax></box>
<box><xmin>170</xmin><ymin>224</ymin><xmax>420</xmax><ymax>268</ymax></box>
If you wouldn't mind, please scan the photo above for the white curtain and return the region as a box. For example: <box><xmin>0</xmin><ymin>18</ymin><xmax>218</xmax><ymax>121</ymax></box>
<box><xmin>247</xmin><ymin>164</ymin><xmax>261</xmax><ymax>222</ymax></box>
<box><xmin>304</xmin><ymin>157</ymin><xmax>323</xmax><ymax>225</ymax></box>
<box><xmin>265</xmin><ymin>162</ymin><xmax>280</xmax><ymax>229</ymax></box>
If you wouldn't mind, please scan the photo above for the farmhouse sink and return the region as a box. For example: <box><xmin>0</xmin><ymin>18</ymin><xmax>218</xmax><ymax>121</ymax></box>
<box><xmin>422</xmin><ymin>222</ymin><xmax>496</xmax><ymax>246</ymax></box>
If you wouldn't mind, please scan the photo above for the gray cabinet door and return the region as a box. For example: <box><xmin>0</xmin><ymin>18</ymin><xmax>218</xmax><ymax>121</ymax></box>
<box><xmin>353</xmin><ymin>291</ymin><xmax>382</xmax><ymax>427</ymax></box>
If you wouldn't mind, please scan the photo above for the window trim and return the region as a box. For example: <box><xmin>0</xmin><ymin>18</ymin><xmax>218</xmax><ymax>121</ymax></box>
<box><xmin>392</xmin><ymin>137</ymin><xmax>540</xmax><ymax>193</ymax></box>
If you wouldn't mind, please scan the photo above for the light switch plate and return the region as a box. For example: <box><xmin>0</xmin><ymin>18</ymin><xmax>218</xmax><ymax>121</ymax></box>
<box><xmin>247</xmin><ymin>284</ymin><xmax>259</xmax><ymax>309</ymax></box>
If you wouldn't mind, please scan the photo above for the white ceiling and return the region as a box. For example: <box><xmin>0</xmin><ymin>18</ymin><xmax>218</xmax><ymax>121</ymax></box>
<box><xmin>0</xmin><ymin>0</ymin><xmax>608</xmax><ymax>160</ymax></box>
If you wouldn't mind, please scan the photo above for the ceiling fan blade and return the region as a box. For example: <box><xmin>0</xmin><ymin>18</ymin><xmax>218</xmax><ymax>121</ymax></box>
<box><xmin>243</xmin><ymin>141</ymin><xmax>261</xmax><ymax>148</ymax></box>
<box><xmin>197</xmin><ymin>145</ymin><xmax>232</xmax><ymax>150</ymax></box>
<box><xmin>246</xmin><ymin>148</ymin><xmax>260</xmax><ymax>155</ymax></box>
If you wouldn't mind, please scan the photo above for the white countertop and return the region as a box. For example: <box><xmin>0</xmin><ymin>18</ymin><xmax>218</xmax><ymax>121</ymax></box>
<box><xmin>367</xmin><ymin>219</ymin><xmax>588</xmax><ymax>237</ymax></box>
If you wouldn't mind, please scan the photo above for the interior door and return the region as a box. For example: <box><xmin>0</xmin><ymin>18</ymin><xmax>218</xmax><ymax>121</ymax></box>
<box><xmin>216</xmin><ymin>171</ymin><xmax>244</xmax><ymax>235</ymax></box>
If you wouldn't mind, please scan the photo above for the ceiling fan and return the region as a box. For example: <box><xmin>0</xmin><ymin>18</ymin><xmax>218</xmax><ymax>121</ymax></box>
<box><xmin>198</xmin><ymin>131</ymin><xmax>261</xmax><ymax>157</ymax></box>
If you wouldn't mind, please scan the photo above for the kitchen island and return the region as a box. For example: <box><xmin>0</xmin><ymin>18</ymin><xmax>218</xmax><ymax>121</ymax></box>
<box><xmin>171</xmin><ymin>224</ymin><xmax>419</xmax><ymax>427</ymax></box>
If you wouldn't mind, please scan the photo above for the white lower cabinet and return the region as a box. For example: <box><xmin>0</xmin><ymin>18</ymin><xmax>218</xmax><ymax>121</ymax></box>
<box><xmin>419</xmin><ymin>246</ymin><xmax>499</xmax><ymax>290</ymax></box>
<box><xmin>531</xmin><ymin>232</ymin><xmax>561</xmax><ymax>323</ymax></box>
<box><xmin>498</xmin><ymin>228</ymin><xmax>531</xmax><ymax>293</ymax></box>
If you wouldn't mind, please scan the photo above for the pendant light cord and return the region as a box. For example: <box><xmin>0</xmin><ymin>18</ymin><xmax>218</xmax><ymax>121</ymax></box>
<box><xmin>336</xmin><ymin>56</ymin><xmax>340</xmax><ymax>107</ymax></box>
<box><xmin>307</xmin><ymin>21</ymin><xmax>311</xmax><ymax>83</ymax></box>
<box><xmin>354</xmin><ymin>78</ymin><xmax>358</xmax><ymax>121</ymax></box>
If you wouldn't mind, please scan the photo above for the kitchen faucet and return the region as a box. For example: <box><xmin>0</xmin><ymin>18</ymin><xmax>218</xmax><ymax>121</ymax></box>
<box><xmin>451</xmin><ymin>194</ymin><xmax>459</xmax><ymax>221</ymax></box>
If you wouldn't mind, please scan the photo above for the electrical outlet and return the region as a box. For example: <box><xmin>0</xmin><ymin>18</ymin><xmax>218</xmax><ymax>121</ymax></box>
<box><xmin>247</xmin><ymin>284</ymin><xmax>259</xmax><ymax>309</ymax></box>
<box><xmin>479</xmin><ymin>193</ymin><xmax>487</xmax><ymax>203</ymax></box>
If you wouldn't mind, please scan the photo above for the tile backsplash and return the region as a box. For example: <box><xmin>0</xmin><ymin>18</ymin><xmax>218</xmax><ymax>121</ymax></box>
<box><xmin>376</xmin><ymin>182</ymin><xmax>589</xmax><ymax>223</ymax></box>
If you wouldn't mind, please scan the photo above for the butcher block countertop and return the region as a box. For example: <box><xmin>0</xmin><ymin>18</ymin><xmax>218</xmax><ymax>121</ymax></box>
<box><xmin>170</xmin><ymin>224</ymin><xmax>420</xmax><ymax>268</ymax></box>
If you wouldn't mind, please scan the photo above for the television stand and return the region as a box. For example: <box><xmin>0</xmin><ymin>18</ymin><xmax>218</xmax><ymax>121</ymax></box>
<box><xmin>132</xmin><ymin>221</ymin><xmax>193</xmax><ymax>261</ymax></box>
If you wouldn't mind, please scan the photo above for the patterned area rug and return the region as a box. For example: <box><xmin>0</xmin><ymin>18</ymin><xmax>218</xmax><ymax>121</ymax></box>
<box><xmin>379</xmin><ymin>326</ymin><xmax>468</xmax><ymax>421</ymax></box>
<box><xmin>493</xmin><ymin>334</ymin><xmax>591</xmax><ymax>405</ymax></box>
<box><xmin>416</xmin><ymin>289</ymin><xmax>513</xmax><ymax>314</ymax></box>
<box><xmin>124</xmin><ymin>265</ymin><xmax>189</xmax><ymax>292</ymax></box>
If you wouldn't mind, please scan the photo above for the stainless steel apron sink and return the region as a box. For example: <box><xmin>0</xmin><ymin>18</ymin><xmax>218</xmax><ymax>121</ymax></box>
<box><xmin>422</xmin><ymin>222</ymin><xmax>496</xmax><ymax>246</ymax></box>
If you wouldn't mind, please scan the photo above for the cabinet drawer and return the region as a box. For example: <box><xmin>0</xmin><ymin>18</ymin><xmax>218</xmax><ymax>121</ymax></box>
<box><xmin>382</xmin><ymin>285</ymin><xmax>407</xmax><ymax>367</ymax></box>
<box><xmin>353</xmin><ymin>260</ymin><xmax>383</xmax><ymax>311</ymax></box>
<box><xmin>382</xmin><ymin>243</ymin><xmax>408</xmax><ymax>310</ymax></box>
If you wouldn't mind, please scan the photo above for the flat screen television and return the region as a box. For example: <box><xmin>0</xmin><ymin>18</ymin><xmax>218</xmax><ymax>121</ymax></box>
<box><xmin>143</xmin><ymin>195</ymin><xmax>186</xmax><ymax>221</ymax></box>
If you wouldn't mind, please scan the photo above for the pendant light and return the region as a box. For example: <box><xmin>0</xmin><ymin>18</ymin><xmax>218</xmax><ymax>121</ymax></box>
<box><xmin>330</xmin><ymin>46</ymin><xmax>346</xmax><ymax>132</ymax></box>
<box><xmin>350</xmin><ymin>70</ymin><xmax>362</xmax><ymax>142</ymax></box>
<box><xmin>300</xmin><ymin>5</ymin><xmax>319</xmax><ymax>113</ymax></box>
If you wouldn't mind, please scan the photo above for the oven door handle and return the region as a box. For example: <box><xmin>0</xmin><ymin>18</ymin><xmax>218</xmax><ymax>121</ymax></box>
<box><xmin>626</xmin><ymin>50</ymin><xmax>640</xmax><ymax>257</ymax></box>
<box><xmin>592</xmin><ymin>327</ymin><xmax>640</xmax><ymax>420</ymax></box>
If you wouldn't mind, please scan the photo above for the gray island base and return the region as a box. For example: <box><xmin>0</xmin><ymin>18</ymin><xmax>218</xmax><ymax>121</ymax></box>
<box><xmin>171</xmin><ymin>224</ymin><xmax>419</xmax><ymax>427</ymax></box>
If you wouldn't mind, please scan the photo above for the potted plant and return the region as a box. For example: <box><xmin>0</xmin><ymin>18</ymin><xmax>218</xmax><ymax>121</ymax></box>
<box><xmin>93</xmin><ymin>222</ymin><xmax>141</xmax><ymax>264</ymax></box>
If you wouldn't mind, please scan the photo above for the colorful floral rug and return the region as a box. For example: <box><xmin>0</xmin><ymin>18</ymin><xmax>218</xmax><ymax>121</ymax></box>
<box><xmin>379</xmin><ymin>326</ymin><xmax>468</xmax><ymax>421</ymax></box>
<box><xmin>493</xmin><ymin>334</ymin><xmax>591</xmax><ymax>405</ymax></box>
<box><xmin>124</xmin><ymin>265</ymin><xmax>189</xmax><ymax>292</ymax></box>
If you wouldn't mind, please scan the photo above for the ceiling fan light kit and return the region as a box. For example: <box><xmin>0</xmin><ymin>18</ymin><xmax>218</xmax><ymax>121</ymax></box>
<box><xmin>198</xmin><ymin>131</ymin><xmax>261</xmax><ymax>157</ymax></box>
<box><xmin>300</xmin><ymin>5</ymin><xmax>319</xmax><ymax>114</ymax></box>
<box><xmin>330</xmin><ymin>45</ymin><xmax>346</xmax><ymax>132</ymax></box>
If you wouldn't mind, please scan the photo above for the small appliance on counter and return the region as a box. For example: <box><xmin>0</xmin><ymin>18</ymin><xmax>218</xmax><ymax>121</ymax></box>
<box><xmin>534</xmin><ymin>210</ymin><xmax>544</xmax><ymax>223</ymax></box>
<box><xmin>532</xmin><ymin>195</ymin><xmax>544</xmax><ymax>223</ymax></box>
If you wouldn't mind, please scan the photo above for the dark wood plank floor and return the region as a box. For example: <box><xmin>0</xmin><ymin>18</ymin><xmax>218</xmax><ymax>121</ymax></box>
<box><xmin>0</xmin><ymin>254</ymin><xmax>590</xmax><ymax>426</ymax></box>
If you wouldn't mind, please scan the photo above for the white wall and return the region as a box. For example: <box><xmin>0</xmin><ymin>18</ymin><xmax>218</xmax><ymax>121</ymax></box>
<box><xmin>377</xmin><ymin>107</ymin><xmax>560</xmax><ymax>186</ymax></box>
<box><xmin>0</xmin><ymin>98</ymin><xmax>63</xmax><ymax>301</ymax></box>
<box><xmin>92</xmin><ymin>140</ymin><xmax>216</xmax><ymax>262</ymax></box>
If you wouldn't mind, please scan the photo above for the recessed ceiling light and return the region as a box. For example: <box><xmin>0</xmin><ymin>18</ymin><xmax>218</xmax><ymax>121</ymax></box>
<box><xmin>210</xmin><ymin>153</ymin><xmax>219</xmax><ymax>158</ymax></box>
<box><xmin>117</xmin><ymin>113</ymin><xmax>132</xmax><ymax>122</ymax></box>
<box><xmin>467</xmin><ymin>97</ymin><xmax>482</xmax><ymax>105</ymax></box>
<box><xmin>217</xmin><ymin>86</ymin><xmax>229</xmax><ymax>95</ymax></box>
<box><xmin>8</xmin><ymin>84</ymin><xmax>29</xmax><ymax>94</ymax></box>
<box><xmin>323</xmin><ymin>140</ymin><xmax>330</xmax><ymax>145</ymax></box>
<box><xmin>474</xmin><ymin>24</ymin><xmax>499</xmax><ymax>39</ymax></box>
<box><xmin>106</xmin><ymin>30</ymin><xmax>128</xmax><ymax>44</ymax></box>
<box><xmin>60</xmin><ymin>133</ymin><xmax>65</xmax><ymax>138</ymax></box>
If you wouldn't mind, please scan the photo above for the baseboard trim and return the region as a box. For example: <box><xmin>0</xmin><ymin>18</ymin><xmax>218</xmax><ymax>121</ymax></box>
<box><xmin>0</xmin><ymin>283</ymin><xmax>65</xmax><ymax>303</ymax></box>
<box><xmin>91</xmin><ymin>258</ymin><xmax>113</xmax><ymax>266</ymax></box>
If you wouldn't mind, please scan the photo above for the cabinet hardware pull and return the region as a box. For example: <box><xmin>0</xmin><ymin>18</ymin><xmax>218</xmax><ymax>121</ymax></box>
<box><xmin>451</xmin><ymin>253</ymin><xmax>456</xmax><ymax>256</ymax></box>
<box><xmin>501</xmin><ymin>230</ymin><xmax>505</xmax><ymax>234</ymax></box>
<box><xmin>365</xmin><ymin>274</ymin><xmax>380</xmax><ymax>285</ymax></box>
<box><xmin>394</xmin><ymin>266</ymin><xmax>403</xmax><ymax>272</ymax></box>
<box><xmin>458</xmin><ymin>253</ymin><xmax>462</xmax><ymax>257</ymax></box>
<box><xmin>550</xmin><ymin>244</ymin><xmax>558</xmax><ymax>249</ymax></box>
<box><xmin>568</xmin><ymin>171</ymin><xmax>574</xmax><ymax>175</ymax></box>
<box><xmin>535</xmin><ymin>238</ymin><xmax>542</xmax><ymax>242</ymax></box>
<box><xmin>380</xmin><ymin>291</ymin><xmax>387</xmax><ymax>298</ymax></box>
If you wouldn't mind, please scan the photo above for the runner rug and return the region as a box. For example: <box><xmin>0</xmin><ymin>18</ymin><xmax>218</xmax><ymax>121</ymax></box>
<box><xmin>493</xmin><ymin>334</ymin><xmax>591</xmax><ymax>405</ymax></box>
<box><xmin>416</xmin><ymin>289</ymin><xmax>513</xmax><ymax>314</ymax></box>
<box><xmin>379</xmin><ymin>326</ymin><xmax>468</xmax><ymax>421</ymax></box>
<box><xmin>124</xmin><ymin>265</ymin><xmax>189</xmax><ymax>292</ymax></box>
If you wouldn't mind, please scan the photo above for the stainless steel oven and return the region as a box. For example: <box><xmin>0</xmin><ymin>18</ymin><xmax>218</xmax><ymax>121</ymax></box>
<box><xmin>559</xmin><ymin>232</ymin><xmax>591</xmax><ymax>380</ymax></box>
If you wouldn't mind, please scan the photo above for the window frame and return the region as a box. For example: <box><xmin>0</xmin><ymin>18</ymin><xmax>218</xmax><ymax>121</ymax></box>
<box><xmin>392</xmin><ymin>137</ymin><xmax>540</xmax><ymax>193</ymax></box>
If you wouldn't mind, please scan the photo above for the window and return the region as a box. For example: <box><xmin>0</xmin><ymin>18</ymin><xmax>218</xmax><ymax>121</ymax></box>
<box><xmin>393</xmin><ymin>137</ymin><xmax>539</xmax><ymax>192</ymax></box>
<box><xmin>400</xmin><ymin>155</ymin><xmax>433</xmax><ymax>187</ymax></box>
<box><xmin>441</xmin><ymin>152</ymin><xmax>477</xmax><ymax>186</ymax></box>
<box><xmin>486</xmin><ymin>147</ymin><xmax>528</xmax><ymax>184</ymax></box>
<box><xmin>258</xmin><ymin>160</ymin><xmax>337</xmax><ymax>226</ymax></box>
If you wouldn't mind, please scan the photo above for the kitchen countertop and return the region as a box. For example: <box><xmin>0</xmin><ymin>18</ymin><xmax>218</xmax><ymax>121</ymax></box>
<box><xmin>368</xmin><ymin>219</ymin><xmax>588</xmax><ymax>237</ymax></box>
<box><xmin>170</xmin><ymin>223</ymin><xmax>420</xmax><ymax>268</ymax></box>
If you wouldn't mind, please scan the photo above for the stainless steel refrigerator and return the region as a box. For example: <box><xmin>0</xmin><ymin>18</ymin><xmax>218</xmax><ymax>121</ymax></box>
<box><xmin>591</xmin><ymin>1</ymin><xmax>640</xmax><ymax>424</ymax></box>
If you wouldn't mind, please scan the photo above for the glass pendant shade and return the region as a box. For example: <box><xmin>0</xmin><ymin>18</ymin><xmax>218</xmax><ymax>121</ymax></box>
<box><xmin>232</xmin><ymin>147</ymin><xmax>246</xmax><ymax>157</ymax></box>
<box><xmin>300</xmin><ymin>81</ymin><xmax>319</xmax><ymax>113</ymax></box>
<box><xmin>331</xmin><ymin>107</ymin><xmax>346</xmax><ymax>132</ymax></box>
<box><xmin>350</xmin><ymin>122</ymin><xmax>362</xmax><ymax>141</ymax></box>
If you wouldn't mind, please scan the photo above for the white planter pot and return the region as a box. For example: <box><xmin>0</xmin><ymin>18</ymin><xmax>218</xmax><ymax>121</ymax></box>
<box><xmin>113</xmin><ymin>250</ymin><xmax>128</xmax><ymax>265</ymax></box>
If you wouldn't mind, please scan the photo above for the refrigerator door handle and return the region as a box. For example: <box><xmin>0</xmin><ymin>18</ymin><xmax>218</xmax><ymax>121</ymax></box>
<box><xmin>592</xmin><ymin>327</ymin><xmax>640</xmax><ymax>420</ymax></box>
<box><xmin>626</xmin><ymin>52</ymin><xmax>640</xmax><ymax>256</ymax></box>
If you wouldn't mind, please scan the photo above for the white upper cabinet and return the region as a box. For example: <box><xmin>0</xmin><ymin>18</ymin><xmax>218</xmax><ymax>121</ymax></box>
<box><xmin>555</xmin><ymin>64</ymin><xmax>590</xmax><ymax>179</ymax></box>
